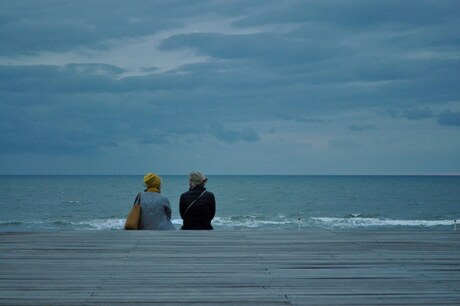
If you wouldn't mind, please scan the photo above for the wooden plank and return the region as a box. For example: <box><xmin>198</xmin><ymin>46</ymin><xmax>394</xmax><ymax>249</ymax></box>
<box><xmin>0</xmin><ymin>230</ymin><xmax>459</xmax><ymax>305</ymax></box>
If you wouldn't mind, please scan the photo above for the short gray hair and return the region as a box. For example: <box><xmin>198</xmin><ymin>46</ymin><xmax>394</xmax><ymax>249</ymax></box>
<box><xmin>189</xmin><ymin>171</ymin><xmax>207</xmax><ymax>186</ymax></box>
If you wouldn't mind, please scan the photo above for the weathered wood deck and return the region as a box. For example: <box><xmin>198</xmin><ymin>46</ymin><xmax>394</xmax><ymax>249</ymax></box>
<box><xmin>0</xmin><ymin>229</ymin><xmax>459</xmax><ymax>305</ymax></box>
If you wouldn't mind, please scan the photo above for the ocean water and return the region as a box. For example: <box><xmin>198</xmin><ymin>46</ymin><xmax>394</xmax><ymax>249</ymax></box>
<box><xmin>0</xmin><ymin>175</ymin><xmax>459</xmax><ymax>232</ymax></box>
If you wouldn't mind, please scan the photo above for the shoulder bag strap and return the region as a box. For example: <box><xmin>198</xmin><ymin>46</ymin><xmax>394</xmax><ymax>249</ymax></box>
<box><xmin>134</xmin><ymin>192</ymin><xmax>141</xmax><ymax>206</ymax></box>
<box><xmin>184</xmin><ymin>190</ymin><xmax>207</xmax><ymax>216</ymax></box>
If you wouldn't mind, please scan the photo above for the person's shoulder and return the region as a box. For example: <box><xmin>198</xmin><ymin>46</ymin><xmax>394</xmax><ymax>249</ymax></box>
<box><xmin>144</xmin><ymin>191</ymin><xmax>168</xmax><ymax>200</ymax></box>
<box><xmin>204</xmin><ymin>190</ymin><xmax>215</xmax><ymax>199</ymax></box>
<box><xmin>158</xmin><ymin>193</ymin><xmax>169</xmax><ymax>201</ymax></box>
<box><xmin>180</xmin><ymin>190</ymin><xmax>192</xmax><ymax>197</ymax></box>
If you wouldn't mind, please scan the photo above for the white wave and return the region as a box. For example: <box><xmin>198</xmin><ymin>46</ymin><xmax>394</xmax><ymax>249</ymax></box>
<box><xmin>311</xmin><ymin>217</ymin><xmax>455</xmax><ymax>229</ymax></box>
<box><xmin>0</xmin><ymin>221</ymin><xmax>23</xmax><ymax>226</ymax></box>
<box><xmin>212</xmin><ymin>216</ymin><xmax>293</xmax><ymax>228</ymax></box>
<box><xmin>73</xmin><ymin>218</ymin><xmax>125</xmax><ymax>230</ymax></box>
<box><xmin>64</xmin><ymin>216</ymin><xmax>456</xmax><ymax>231</ymax></box>
<box><xmin>75</xmin><ymin>218</ymin><xmax>190</xmax><ymax>230</ymax></box>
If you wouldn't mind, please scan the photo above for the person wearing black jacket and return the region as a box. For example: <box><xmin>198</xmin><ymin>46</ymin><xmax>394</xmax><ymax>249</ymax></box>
<box><xmin>179</xmin><ymin>172</ymin><xmax>216</xmax><ymax>230</ymax></box>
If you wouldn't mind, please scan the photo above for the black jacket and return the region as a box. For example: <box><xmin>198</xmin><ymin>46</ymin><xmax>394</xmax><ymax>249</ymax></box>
<box><xmin>179</xmin><ymin>186</ymin><xmax>216</xmax><ymax>230</ymax></box>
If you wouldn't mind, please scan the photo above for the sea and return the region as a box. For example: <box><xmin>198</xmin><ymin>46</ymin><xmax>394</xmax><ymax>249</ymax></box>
<box><xmin>0</xmin><ymin>175</ymin><xmax>459</xmax><ymax>232</ymax></box>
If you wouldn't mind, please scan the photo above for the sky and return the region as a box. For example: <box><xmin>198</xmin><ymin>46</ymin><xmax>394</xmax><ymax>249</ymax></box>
<box><xmin>1</xmin><ymin>0</ymin><xmax>459</xmax><ymax>175</ymax></box>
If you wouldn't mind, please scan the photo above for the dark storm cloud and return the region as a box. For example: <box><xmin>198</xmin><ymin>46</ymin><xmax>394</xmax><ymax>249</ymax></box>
<box><xmin>158</xmin><ymin>5</ymin><xmax>460</xmax><ymax>113</ymax></box>
<box><xmin>0</xmin><ymin>0</ymin><xmax>185</xmax><ymax>56</ymax></box>
<box><xmin>0</xmin><ymin>1</ymin><xmax>459</xmax><ymax>174</ymax></box>
<box><xmin>0</xmin><ymin>62</ymin><xmax>264</xmax><ymax>154</ymax></box>
<box><xmin>0</xmin><ymin>105</ymin><xmax>118</xmax><ymax>155</ymax></box>
<box><xmin>0</xmin><ymin>0</ymin><xmax>269</xmax><ymax>56</ymax></box>
<box><xmin>394</xmin><ymin>108</ymin><xmax>435</xmax><ymax>121</ymax></box>
<box><xmin>233</xmin><ymin>0</ymin><xmax>460</xmax><ymax>28</ymax></box>
<box><xmin>160</xmin><ymin>32</ymin><xmax>338</xmax><ymax>65</ymax></box>
<box><xmin>437</xmin><ymin>110</ymin><xmax>460</xmax><ymax>127</ymax></box>
<box><xmin>388</xmin><ymin>107</ymin><xmax>460</xmax><ymax>128</ymax></box>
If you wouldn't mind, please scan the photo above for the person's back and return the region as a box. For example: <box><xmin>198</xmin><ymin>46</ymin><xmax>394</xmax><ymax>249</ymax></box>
<box><xmin>137</xmin><ymin>172</ymin><xmax>175</xmax><ymax>230</ymax></box>
<box><xmin>179</xmin><ymin>172</ymin><xmax>216</xmax><ymax>230</ymax></box>
<box><xmin>139</xmin><ymin>191</ymin><xmax>175</xmax><ymax>230</ymax></box>
<box><xmin>179</xmin><ymin>186</ymin><xmax>215</xmax><ymax>230</ymax></box>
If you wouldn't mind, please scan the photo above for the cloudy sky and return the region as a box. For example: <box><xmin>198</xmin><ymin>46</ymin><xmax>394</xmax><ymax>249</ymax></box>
<box><xmin>1</xmin><ymin>0</ymin><xmax>459</xmax><ymax>175</ymax></box>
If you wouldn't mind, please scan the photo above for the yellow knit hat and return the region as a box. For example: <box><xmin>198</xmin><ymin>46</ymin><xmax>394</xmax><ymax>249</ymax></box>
<box><xmin>144</xmin><ymin>173</ymin><xmax>161</xmax><ymax>190</ymax></box>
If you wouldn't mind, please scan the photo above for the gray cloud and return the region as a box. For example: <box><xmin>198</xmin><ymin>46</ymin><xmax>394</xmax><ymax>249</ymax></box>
<box><xmin>437</xmin><ymin>109</ymin><xmax>460</xmax><ymax>127</ymax></box>
<box><xmin>160</xmin><ymin>32</ymin><xmax>339</xmax><ymax>65</ymax></box>
<box><xmin>395</xmin><ymin>108</ymin><xmax>435</xmax><ymax>121</ymax></box>
<box><xmin>0</xmin><ymin>0</ymin><xmax>272</xmax><ymax>57</ymax></box>
<box><xmin>0</xmin><ymin>113</ymin><xmax>118</xmax><ymax>155</ymax></box>
<box><xmin>348</xmin><ymin>125</ymin><xmax>378</xmax><ymax>132</ymax></box>
<box><xmin>278</xmin><ymin>114</ymin><xmax>323</xmax><ymax>124</ymax></box>
<box><xmin>329</xmin><ymin>139</ymin><xmax>358</xmax><ymax>149</ymax></box>
<box><xmin>0</xmin><ymin>1</ymin><xmax>184</xmax><ymax>56</ymax></box>
<box><xmin>211</xmin><ymin>125</ymin><xmax>260</xmax><ymax>143</ymax></box>
<box><xmin>388</xmin><ymin>107</ymin><xmax>460</xmax><ymax>128</ymax></box>
<box><xmin>0</xmin><ymin>1</ymin><xmax>459</xmax><ymax>174</ymax></box>
<box><xmin>0</xmin><ymin>64</ymin><xmax>123</xmax><ymax>95</ymax></box>
<box><xmin>234</xmin><ymin>0</ymin><xmax>460</xmax><ymax>28</ymax></box>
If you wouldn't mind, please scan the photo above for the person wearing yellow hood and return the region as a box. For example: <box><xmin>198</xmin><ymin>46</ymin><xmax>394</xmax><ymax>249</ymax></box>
<box><xmin>135</xmin><ymin>172</ymin><xmax>175</xmax><ymax>230</ymax></box>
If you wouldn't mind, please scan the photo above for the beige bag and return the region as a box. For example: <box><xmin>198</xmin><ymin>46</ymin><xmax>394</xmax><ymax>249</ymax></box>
<box><xmin>124</xmin><ymin>193</ymin><xmax>141</xmax><ymax>230</ymax></box>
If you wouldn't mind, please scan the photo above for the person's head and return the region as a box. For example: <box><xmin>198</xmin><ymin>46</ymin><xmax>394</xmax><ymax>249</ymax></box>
<box><xmin>189</xmin><ymin>171</ymin><xmax>208</xmax><ymax>188</ymax></box>
<box><xmin>144</xmin><ymin>172</ymin><xmax>162</xmax><ymax>192</ymax></box>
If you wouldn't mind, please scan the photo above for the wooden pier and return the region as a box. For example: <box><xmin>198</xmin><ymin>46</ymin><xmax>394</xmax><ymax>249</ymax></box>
<box><xmin>1</xmin><ymin>229</ymin><xmax>459</xmax><ymax>305</ymax></box>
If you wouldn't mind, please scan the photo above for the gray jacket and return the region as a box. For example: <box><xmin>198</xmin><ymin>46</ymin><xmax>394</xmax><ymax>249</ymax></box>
<box><xmin>138</xmin><ymin>192</ymin><xmax>175</xmax><ymax>230</ymax></box>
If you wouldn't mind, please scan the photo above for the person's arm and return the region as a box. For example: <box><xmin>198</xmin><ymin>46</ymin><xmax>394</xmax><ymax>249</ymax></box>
<box><xmin>209</xmin><ymin>193</ymin><xmax>216</xmax><ymax>220</ymax></box>
<box><xmin>179</xmin><ymin>195</ymin><xmax>186</xmax><ymax>219</ymax></box>
<box><xmin>137</xmin><ymin>193</ymin><xmax>143</xmax><ymax>229</ymax></box>
<box><xmin>164</xmin><ymin>198</ymin><xmax>172</xmax><ymax>219</ymax></box>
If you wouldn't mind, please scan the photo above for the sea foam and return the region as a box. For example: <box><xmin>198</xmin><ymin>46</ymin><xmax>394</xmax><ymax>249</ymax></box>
<box><xmin>311</xmin><ymin>217</ymin><xmax>454</xmax><ymax>229</ymax></box>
